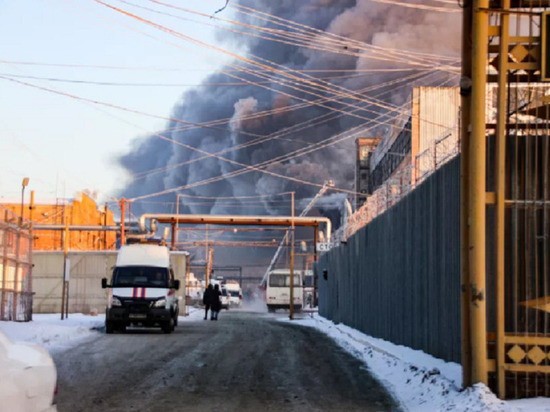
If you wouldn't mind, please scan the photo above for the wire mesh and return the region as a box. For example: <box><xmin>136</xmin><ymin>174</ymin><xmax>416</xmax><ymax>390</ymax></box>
<box><xmin>0</xmin><ymin>205</ymin><xmax>33</xmax><ymax>321</ymax></box>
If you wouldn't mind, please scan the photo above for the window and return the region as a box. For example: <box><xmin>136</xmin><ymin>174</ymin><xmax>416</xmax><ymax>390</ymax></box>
<box><xmin>269</xmin><ymin>273</ymin><xmax>302</xmax><ymax>287</ymax></box>
<box><xmin>112</xmin><ymin>266</ymin><xmax>169</xmax><ymax>288</ymax></box>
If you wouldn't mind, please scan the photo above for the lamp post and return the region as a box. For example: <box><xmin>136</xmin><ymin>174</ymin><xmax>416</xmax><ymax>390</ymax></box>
<box><xmin>20</xmin><ymin>177</ymin><xmax>29</xmax><ymax>226</ymax></box>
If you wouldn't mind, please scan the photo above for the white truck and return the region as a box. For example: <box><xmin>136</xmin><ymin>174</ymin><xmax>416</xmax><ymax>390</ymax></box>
<box><xmin>265</xmin><ymin>269</ymin><xmax>304</xmax><ymax>313</ymax></box>
<box><xmin>225</xmin><ymin>281</ymin><xmax>242</xmax><ymax>308</ymax></box>
<box><xmin>101</xmin><ymin>242</ymin><xmax>181</xmax><ymax>333</ymax></box>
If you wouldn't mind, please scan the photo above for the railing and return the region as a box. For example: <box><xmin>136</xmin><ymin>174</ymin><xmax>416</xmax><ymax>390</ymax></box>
<box><xmin>0</xmin><ymin>206</ymin><xmax>33</xmax><ymax>321</ymax></box>
<box><xmin>332</xmin><ymin>127</ymin><xmax>460</xmax><ymax>246</ymax></box>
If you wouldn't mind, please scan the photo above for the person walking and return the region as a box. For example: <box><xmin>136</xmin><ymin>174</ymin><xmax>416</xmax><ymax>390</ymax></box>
<box><xmin>210</xmin><ymin>284</ymin><xmax>222</xmax><ymax>320</ymax></box>
<box><xmin>203</xmin><ymin>284</ymin><xmax>214</xmax><ymax>320</ymax></box>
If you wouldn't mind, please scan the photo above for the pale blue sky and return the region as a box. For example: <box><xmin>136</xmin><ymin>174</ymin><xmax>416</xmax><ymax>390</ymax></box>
<box><xmin>0</xmin><ymin>0</ymin><xmax>230</xmax><ymax>203</ymax></box>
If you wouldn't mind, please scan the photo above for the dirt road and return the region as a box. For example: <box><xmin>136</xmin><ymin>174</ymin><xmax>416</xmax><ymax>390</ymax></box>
<box><xmin>52</xmin><ymin>310</ymin><xmax>397</xmax><ymax>411</ymax></box>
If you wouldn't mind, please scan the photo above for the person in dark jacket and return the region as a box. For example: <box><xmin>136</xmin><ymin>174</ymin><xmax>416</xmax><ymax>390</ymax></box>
<box><xmin>202</xmin><ymin>284</ymin><xmax>214</xmax><ymax>320</ymax></box>
<box><xmin>210</xmin><ymin>284</ymin><xmax>222</xmax><ymax>320</ymax></box>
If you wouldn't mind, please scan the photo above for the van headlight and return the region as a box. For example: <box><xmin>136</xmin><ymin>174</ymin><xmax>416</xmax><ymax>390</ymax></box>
<box><xmin>110</xmin><ymin>296</ymin><xmax>122</xmax><ymax>307</ymax></box>
<box><xmin>153</xmin><ymin>298</ymin><xmax>166</xmax><ymax>308</ymax></box>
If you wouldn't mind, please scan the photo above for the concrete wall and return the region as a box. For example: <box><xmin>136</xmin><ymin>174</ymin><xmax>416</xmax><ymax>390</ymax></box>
<box><xmin>317</xmin><ymin>156</ymin><xmax>461</xmax><ymax>363</ymax></box>
<box><xmin>33</xmin><ymin>250</ymin><xmax>188</xmax><ymax>315</ymax></box>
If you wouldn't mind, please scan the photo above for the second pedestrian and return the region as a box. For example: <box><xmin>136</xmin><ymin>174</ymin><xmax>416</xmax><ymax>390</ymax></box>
<box><xmin>210</xmin><ymin>284</ymin><xmax>222</xmax><ymax>320</ymax></box>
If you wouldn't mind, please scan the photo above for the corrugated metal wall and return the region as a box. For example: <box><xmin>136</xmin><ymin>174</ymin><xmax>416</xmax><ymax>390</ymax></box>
<box><xmin>33</xmin><ymin>251</ymin><xmax>188</xmax><ymax>314</ymax></box>
<box><xmin>318</xmin><ymin>157</ymin><xmax>461</xmax><ymax>363</ymax></box>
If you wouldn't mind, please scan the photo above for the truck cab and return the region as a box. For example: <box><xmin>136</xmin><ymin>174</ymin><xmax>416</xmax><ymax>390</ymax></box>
<box><xmin>101</xmin><ymin>243</ymin><xmax>180</xmax><ymax>334</ymax></box>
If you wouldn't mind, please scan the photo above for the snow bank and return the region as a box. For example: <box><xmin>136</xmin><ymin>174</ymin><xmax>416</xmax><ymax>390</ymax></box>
<box><xmin>0</xmin><ymin>314</ymin><xmax>103</xmax><ymax>354</ymax></box>
<box><xmin>287</xmin><ymin>314</ymin><xmax>550</xmax><ymax>412</ymax></box>
<box><xmin>0</xmin><ymin>308</ymin><xmax>203</xmax><ymax>354</ymax></box>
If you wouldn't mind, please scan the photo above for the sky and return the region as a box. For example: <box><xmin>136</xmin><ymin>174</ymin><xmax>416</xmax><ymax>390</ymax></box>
<box><xmin>0</xmin><ymin>0</ymin><xmax>230</xmax><ymax>203</ymax></box>
<box><xmin>1</xmin><ymin>310</ymin><xmax>548</xmax><ymax>411</ymax></box>
<box><xmin>0</xmin><ymin>0</ymin><xmax>462</xmax><ymax>214</ymax></box>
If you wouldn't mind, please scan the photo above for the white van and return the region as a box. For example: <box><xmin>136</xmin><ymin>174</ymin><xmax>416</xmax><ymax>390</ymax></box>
<box><xmin>225</xmin><ymin>281</ymin><xmax>242</xmax><ymax>308</ymax></box>
<box><xmin>101</xmin><ymin>242</ymin><xmax>180</xmax><ymax>333</ymax></box>
<box><xmin>265</xmin><ymin>269</ymin><xmax>303</xmax><ymax>313</ymax></box>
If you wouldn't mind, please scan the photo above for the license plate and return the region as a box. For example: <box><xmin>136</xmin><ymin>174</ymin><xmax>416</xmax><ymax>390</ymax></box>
<box><xmin>129</xmin><ymin>313</ymin><xmax>147</xmax><ymax>319</ymax></box>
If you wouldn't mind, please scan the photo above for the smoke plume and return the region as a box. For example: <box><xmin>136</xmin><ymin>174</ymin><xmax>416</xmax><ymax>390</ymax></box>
<box><xmin>117</xmin><ymin>0</ymin><xmax>461</xmax><ymax>223</ymax></box>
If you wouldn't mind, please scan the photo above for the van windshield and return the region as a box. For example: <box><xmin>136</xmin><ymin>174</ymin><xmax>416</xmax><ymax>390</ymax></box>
<box><xmin>269</xmin><ymin>274</ymin><xmax>302</xmax><ymax>287</ymax></box>
<box><xmin>112</xmin><ymin>266</ymin><xmax>169</xmax><ymax>288</ymax></box>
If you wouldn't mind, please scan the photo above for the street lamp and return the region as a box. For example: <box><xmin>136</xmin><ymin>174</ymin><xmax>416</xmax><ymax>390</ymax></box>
<box><xmin>20</xmin><ymin>177</ymin><xmax>29</xmax><ymax>226</ymax></box>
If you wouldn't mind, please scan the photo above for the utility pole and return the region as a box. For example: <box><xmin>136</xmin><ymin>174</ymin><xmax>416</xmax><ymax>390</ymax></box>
<box><xmin>174</xmin><ymin>194</ymin><xmax>181</xmax><ymax>250</ymax></box>
<box><xmin>289</xmin><ymin>192</ymin><xmax>295</xmax><ymax>320</ymax></box>
<box><xmin>103</xmin><ymin>202</ymin><xmax>108</xmax><ymax>250</ymax></box>
<box><xmin>205</xmin><ymin>224</ymin><xmax>209</xmax><ymax>284</ymax></box>
<box><xmin>262</xmin><ymin>181</ymin><xmax>333</xmax><ymax>286</ymax></box>
<box><xmin>468</xmin><ymin>0</ymin><xmax>489</xmax><ymax>386</ymax></box>
<box><xmin>120</xmin><ymin>198</ymin><xmax>126</xmax><ymax>247</ymax></box>
<box><xmin>460</xmin><ymin>0</ymin><xmax>473</xmax><ymax>389</ymax></box>
<box><xmin>61</xmin><ymin>215</ymin><xmax>69</xmax><ymax>320</ymax></box>
<box><xmin>206</xmin><ymin>248</ymin><xmax>214</xmax><ymax>285</ymax></box>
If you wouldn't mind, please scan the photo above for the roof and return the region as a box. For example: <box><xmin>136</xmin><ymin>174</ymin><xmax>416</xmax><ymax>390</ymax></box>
<box><xmin>116</xmin><ymin>244</ymin><xmax>170</xmax><ymax>268</ymax></box>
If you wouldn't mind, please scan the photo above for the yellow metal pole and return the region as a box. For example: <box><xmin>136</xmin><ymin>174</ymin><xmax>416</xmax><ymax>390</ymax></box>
<box><xmin>460</xmin><ymin>0</ymin><xmax>473</xmax><ymax>389</ymax></box>
<box><xmin>289</xmin><ymin>192</ymin><xmax>295</xmax><ymax>320</ymax></box>
<box><xmin>205</xmin><ymin>223</ymin><xmax>209</xmax><ymax>285</ymax></box>
<box><xmin>104</xmin><ymin>202</ymin><xmax>108</xmax><ymax>250</ymax></box>
<box><xmin>314</xmin><ymin>225</ymin><xmax>319</xmax><ymax>307</ymax></box>
<box><xmin>495</xmin><ymin>0</ymin><xmax>509</xmax><ymax>398</ymax></box>
<box><xmin>29</xmin><ymin>190</ymin><xmax>34</xmax><ymax>320</ymax></box>
<box><xmin>61</xmin><ymin>216</ymin><xmax>69</xmax><ymax>320</ymax></box>
<box><xmin>469</xmin><ymin>0</ymin><xmax>489</xmax><ymax>385</ymax></box>
<box><xmin>174</xmin><ymin>194</ymin><xmax>180</xmax><ymax>250</ymax></box>
<box><xmin>120</xmin><ymin>198</ymin><xmax>126</xmax><ymax>247</ymax></box>
<box><xmin>1</xmin><ymin>211</ymin><xmax>8</xmax><ymax>320</ymax></box>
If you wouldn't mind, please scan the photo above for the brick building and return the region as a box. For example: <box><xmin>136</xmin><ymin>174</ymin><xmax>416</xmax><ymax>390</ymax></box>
<box><xmin>2</xmin><ymin>192</ymin><xmax>116</xmax><ymax>251</ymax></box>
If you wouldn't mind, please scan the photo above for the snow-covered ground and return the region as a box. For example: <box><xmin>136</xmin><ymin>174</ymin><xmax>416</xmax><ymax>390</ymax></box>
<box><xmin>1</xmin><ymin>311</ymin><xmax>548</xmax><ymax>411</ymax></box>
<box><xmin>288</xmin><ymin>314</ymin><xmax>549</xmax><ymax>412</ymax></box>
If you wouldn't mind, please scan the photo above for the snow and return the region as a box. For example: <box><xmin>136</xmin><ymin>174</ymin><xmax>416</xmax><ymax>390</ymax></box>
<box><xmin>0</xmin><ymin>309</ymin><xmax>204</xmax><ymax>354</ymax></box>
<box><xmin>286</xmin><ymin>314</ymin><xmax>550</xmax><ymax>412</ymax></box>
<box><xmin>0</xmin><ymin>311</ymin><xmax>548</xmax><ymax>411</ymax></box>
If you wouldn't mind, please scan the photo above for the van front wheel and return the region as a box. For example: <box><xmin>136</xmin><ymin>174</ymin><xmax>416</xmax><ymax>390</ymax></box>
<box><xmin>162</xmin><ymin>318</ymin><xmax>174</xmax><ymax>334</ymax></box>
<box><xmin>105</xmin><ymin>321</ymin><xmax>114</xmax><ymax>334</ymax></box>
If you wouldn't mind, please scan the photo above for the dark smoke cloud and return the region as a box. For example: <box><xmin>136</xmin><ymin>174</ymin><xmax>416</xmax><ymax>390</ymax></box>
<box><xmin>117</xmin><ymin>0</ymin><xmax>460</xmax><ymax>223</ymax></box>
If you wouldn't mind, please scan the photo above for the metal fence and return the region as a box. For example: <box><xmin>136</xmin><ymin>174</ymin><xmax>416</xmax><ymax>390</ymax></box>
<box><xmin>0</xmin><ymin>206</ymin><xmax>33</xmax><ymax>321</ymax></box>
<box><xmin>334</xmin><ymin>127</ymin><xmax>460</xmax><ymax>245</ymax></box>
<box><xmin>318</xmin><ymin>157</ymin><xmax>461</xmax><ymax>363</ymax></box>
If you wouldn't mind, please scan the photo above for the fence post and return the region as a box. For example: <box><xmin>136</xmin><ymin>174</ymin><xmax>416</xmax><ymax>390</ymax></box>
<box><xmin>1</xmin><ymin>211</ymin><xmax>8</xmax><ymax>320</ymax></box>
<box><xmin>13</xmin><ymin>221</ymin><xmax>21</xmax><ymax>320</ymax></box>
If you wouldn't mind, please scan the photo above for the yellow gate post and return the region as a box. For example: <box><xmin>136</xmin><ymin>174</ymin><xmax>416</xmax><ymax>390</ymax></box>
<box><xmin>460</xmin><ymin>0</ymin><xmax>473</xmax><ymax>388</ymax></box>
<box><xmin>494</xmin><ymin>0</ymin><xmax>510</xmax><ymax>398</ymax></box>
<box><xmin>469</xmin><ymin>0</ymin><xmax>489</xmax><ymax>385</ymax></box>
